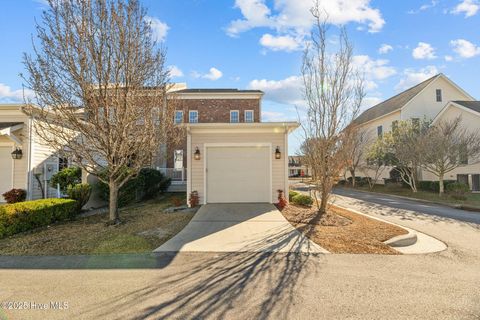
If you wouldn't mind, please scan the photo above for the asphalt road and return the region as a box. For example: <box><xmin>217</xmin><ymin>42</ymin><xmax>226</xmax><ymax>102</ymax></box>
<box><xmin>0</xmin><ymin>193</ymin><xmax>480</xmax><ymax>319</ymax></box>
<box><xmin>332</xmin><ymin>187</ymin><xmax>480</xmax><ymax>225</ymax></box>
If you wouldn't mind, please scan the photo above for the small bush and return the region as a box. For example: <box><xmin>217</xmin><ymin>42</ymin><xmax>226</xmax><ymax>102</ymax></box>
<box><xmin>50</xmin><ymin>167</ymin><xmax>81</xmax><ymax>193</ymax></box>
<box><xmin>418</xmin><ymin>180</ymin><xmax>457</xmax><ymax>193</ymax></box>
<box><xmin>292</xmin><ymin>194</ymin><xmax>314</xmax><ymax>206</ymax></box>
<box><xmin>2</xmin><ymin>188</ymin><xmax>27</xmax><ymax>204</ymax></box>
<box><xmin>171</xmin><ymin>197</ymin><xmax>183</xmax><ymax>207</ymax></box>
<box><xmin>337</xmin><ymin>180</ymin><xmax>347</xmax><ymax>186</ymax></box>
<box><xmin>0</xmin><ymin>198</ymin><xmax>77</xmax><ymax>238</ymax></box>
<box><xmin>97</xmin><ymin>167</ymin><xmax>171</xmax><ymax>207</ymax></box>
<box><xmin>289</xmin><ymin>190</ymin><xmax>299</xmax><ymax>202</ymax></box>
<box><xmin>189</xmin><ymin>191</ymin><xmax>199</xmax><ymax>207</ymax></box>
<box><xmin>446</xmin><ymin>182</ymin><xmax>470</xmax><ymax>200</ymax></box>
<box><xmin>67</xmin><ymin>183</ymin><xmax>92</xmax><ymax>213</ymax></box>
<box><xmin>277</xmin><ymin>190</ymin><xmax>287</xmax><ymax>210</ymax></box>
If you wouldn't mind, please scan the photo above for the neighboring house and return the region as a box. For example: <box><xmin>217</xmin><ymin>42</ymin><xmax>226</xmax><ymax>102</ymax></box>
<box><xmin>353</xmin><ymin>73</ymin><xmax>480</xmax><ymax>191</ymax></box>
<box><xmin>0</xmin><ymin>104</ymin><xmax>64</xmax><ymax>202</ymax></box>
<box><xmin>288</xmin><ymin>156</ymin><xmax>311</xmax><ymax>177</ymax></box>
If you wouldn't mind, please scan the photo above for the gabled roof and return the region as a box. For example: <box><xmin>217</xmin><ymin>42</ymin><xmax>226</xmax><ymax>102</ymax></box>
<box><xmin>353</xmin><ymin>74</ymin><xmax>440</xmax><ymax>125</ymax></box>
<box><xmin>452</xmin><ymin>101</ymin><xmax>480</xmax><ymax>114</ymax></box>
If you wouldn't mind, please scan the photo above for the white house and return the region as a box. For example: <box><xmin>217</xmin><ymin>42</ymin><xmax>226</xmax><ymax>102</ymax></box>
<box><xmin>0</xmin><ymin>104</ymin><xmax>62</xmax><ymax>202</ymax></box>
<box><xmin>353</xmin><ymin>73</ymin><xmax>480</xmax><ymax>191</ymax></box>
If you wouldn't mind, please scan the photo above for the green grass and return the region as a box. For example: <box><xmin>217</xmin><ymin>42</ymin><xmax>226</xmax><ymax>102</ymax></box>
<box><xmin>0</xmin><ymin>194</ymin><xmax>194</xmax><ymax>256</ymax></box>
<box><xmin>352</xmin><ymin>185</ymin><xmax>480</xmax><ymax>209</ymax></box>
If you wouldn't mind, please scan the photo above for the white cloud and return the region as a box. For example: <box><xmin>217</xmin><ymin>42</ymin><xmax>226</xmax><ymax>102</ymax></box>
<box><xmin>168</xmin><ymin>65</ymin><xmax>183</xmax><ymax>78</ymax></box>
<box><xmin>408</xmin><ymin>0</ymin><xmax>438</xmax><ymax>14</ymax></box>
<box><xmin>412</xmin><ymin>42</ymin><xmax>437</xmax><ymax>60</ymax></box>
<box><xmin>192</xmin><ymin>67</ymin><xmax>223</xmax><ymax>81</ymax></box>
<box><xmin>145</xmin><ymin>16</ymin><xmax>169</xmax><ymax>42</ymax></box>
<box><xmin>450</xmin><ymin>39</ymin><xmax>480</xmax><ymax>58</ymax></box>
<box><xmin>352</xmin><ymin>55</ymin><xmax>396</xmax><ymax>81</ymax></box>
<box><xmin>378</xmin><ymin>44</ymin><xmax>393</xmax><ymax>54</ymax></box>
<box><xmin>451</xmin><ymin>0</ymin><xmax>479</xmax><ymax>17</ymax></box>
<box><xmin>395</xmin><ymin>66</ymin><xmax>439</xmax><ymax>91</ymax></box>
<box><xmin>0</xmin><ymin>83</ymin><xmax>34</xmax><ymax>103</ymax></box>
<box><xmin>248</xmin><ymin>76</ymin><xmax>304</xmax><ymax>105</ymax></box>
<box><xmin>444</xmin><ymin>55</ymin><xmax>454</xmax><ymax>61</ymax></box>
<box><xmin>259</xmin><ymin>33</ymin><xmax>301</xmax><ymax>51</ymax></box>
<box><xmin>227</xmin><ymin>0</ymin><xmax>385</xmax><ymax>50</ymax></box>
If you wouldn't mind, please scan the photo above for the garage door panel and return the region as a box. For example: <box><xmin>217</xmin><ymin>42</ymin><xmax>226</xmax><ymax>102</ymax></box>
<box><xmin>0</xmin><ymin>147</ymin><xmax>13</xmax><ymax>198</ymax></box>
<box><xmin>207</xmin><ymin>146</ymin><xmax>270</xmax><ymax>203</ymax></box>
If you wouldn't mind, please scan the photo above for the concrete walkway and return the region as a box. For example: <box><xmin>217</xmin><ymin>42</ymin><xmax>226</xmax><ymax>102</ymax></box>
<box><xmin>154</xmin><ymin>203</ymin><xmax>327</xmax><ymax>253</ymax></box>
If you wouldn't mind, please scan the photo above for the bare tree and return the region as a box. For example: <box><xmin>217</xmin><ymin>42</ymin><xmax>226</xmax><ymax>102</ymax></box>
<box><xmin>343</xmin><ymin>126</ymin><xmax>369</xmax><ymax>187</ymax></box>
<box><xmin>22</xmin><ymin>0</ymin><xmax>179</xmax><ymax>224</ymax></box>
<box><xmin>361</xmin><ymin>136</ymin><xmax>390</xmax><ymax>190</ymax></box>
<box><xmin>380</xmin><ymin>119</ymin><xmax>429</xmax><ymax>192</ymax></box>
<box><xmin>299</xmin><ymin>2</ymin><xmax>364</xmax><ymax>215</ymax></box>
<box><xmin>421</xmin><ymin>117</ymin><xmax>480</xmax><ymax>195</ymax></box>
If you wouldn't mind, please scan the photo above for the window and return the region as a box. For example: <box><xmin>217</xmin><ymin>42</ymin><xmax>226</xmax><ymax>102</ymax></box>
<box><xmin>174</xmin><ymin>111</ymin><xmax>183</xmax><ymax>124</ymax></box>
<box><xmin>58</xmin><ymin>157</ymin><xmax>69</xmax><ymax>171</ymax></box>
<box><xmin>436</xmin><ymin>89</ymin><xmax>442</xmax><ymax>102</ymax></box>
<box><xmin>189</xmin><ymin>110</ymin><xmax>198</xmax><ymax>123</ymax></box>
<box><xmin>174</xmin><ymin>150</ymin><xmax>184</xmax><ymax>169</ymax></box>
<box><xmin>245</xmin><ymin>110</ymin><xmax>254</xmax><ymax>123</ymax></box>
<box><xmin>230</xmin><ymin>110</ymin><xmax>239</xmax><ymax>123</ymax></box>
<box><xmin>377</xmin><ymin>125</ymin><xmax>383</xmax><ymax>137</ymax></box>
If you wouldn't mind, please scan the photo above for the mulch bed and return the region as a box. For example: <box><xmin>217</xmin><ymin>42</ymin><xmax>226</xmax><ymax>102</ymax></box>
<box><xmin>280</xmin><ymin>203</ymin><xmax>408</xmax><ymax>254</ymax></box>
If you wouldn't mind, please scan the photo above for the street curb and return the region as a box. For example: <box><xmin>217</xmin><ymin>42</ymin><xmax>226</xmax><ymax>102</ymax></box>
<box><xmin>384</xmin><ymin>232</ymin><xmax>417</xmax><ymax>247</ymax></box>
<box><xmin>336</xmin><ymin>187</ymin><xmax>480</xmax><ymax>213</ymax></box>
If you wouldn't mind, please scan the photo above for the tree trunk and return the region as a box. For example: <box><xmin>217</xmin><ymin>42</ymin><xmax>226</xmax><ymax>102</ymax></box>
<box><xmin>349</xmin><ymin>168</ymin><xmax>356</xmax><ymax>187</ymax></box>
<box><xmin>109</xmin><ymin>180</ymin><xmax>120</xmax><ymax>224</ymax></box>
<box><xmin>438</xmin><ymin>174</ymin><xmax>444</xmax><ymax>196</ymax></box>
<box><xmin>318</xmin><ymin>188</ymin><xmax>328</xmax><ymax>215</ymax></box>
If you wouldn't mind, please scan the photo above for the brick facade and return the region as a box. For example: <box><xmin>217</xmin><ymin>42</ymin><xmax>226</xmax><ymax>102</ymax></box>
<box><xmin>165</xmin><ymin>96</ymin><xmax>261</xmax><ymax>168</ymax></box>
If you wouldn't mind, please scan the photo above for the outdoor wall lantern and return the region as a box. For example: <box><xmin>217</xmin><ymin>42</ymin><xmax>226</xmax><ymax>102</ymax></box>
<box><xmin>11</xmin><ymin>147</ymin><xmax>23</xmax><ymax>160</ymax></box>
<box><xmin>275</xmin><ymin>146</ymin><xmax>281</xmax><ymax>159</ymax></box>
<box><xmin>194</xmin><ymin>147</ymin><xmax>201</xmax><ymax>160</ymax></box>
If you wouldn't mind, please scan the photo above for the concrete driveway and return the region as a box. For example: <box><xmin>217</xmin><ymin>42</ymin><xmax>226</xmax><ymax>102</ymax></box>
<box><xmin>154</xmin><ymin>203</ymin><xmax>327</xmax><ymax>253</ymax></box>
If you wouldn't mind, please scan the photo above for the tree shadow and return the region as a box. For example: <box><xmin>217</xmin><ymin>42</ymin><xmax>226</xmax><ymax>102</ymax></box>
<box><xmin>77</xmin><ymin>230</ymin><xmax>323</xmax><ymax>319</ymax></box>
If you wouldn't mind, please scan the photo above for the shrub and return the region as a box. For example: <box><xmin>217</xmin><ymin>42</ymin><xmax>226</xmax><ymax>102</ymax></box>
<box><xmin>67</xmin><ymin>183</ymin><xmax>92</xmax><ymax>213</ymax></box>
<box><xmin>171</xmin><ymin>197</ymin><xmax>183</xmax><ymax>207</ymax></box>
<box><xmin>276</xmin><ymin>190</ymin><xmax>287</xmax><ymax>210</ymax></box>
<box><xmin>289</xmin><ymin>190</ymin><xmax>299</xmax><ymax>202</ymax></box>
<box><xmin>0</xmin><ymin>198</ymin><xmax>77</xmax><ymax>238</ymax></box>
<box><xmin>97</xmin><ymin>167</ymin><xmax>171</xmax><ymax>207</ymax></box>
<box><xmin>189</xmin><ymin>191</ymin><xmax>199</xmax><ymax>207</ymax></box>
<box><xmin>292</xmin><ymin>194</ymin><xmax>314</xmax><ymax>206</ymax></box>
<box><xmin>446</xmin><ymin>182</ymin><xmax>470</xmax><ymax>200</ymax></box>
<box><xmin>50</xmin><ymin>166</ymin><xmax>81</xmax><ymax>193</ymax></box>
<box><xmin>418</xmin><ymin>180</ymin><xmax>457</xmax><ymax>193</ymax></box>
<box><xmin>2</xmin><ymin>188</ymin><xmax>27</xmax><ymax>204</ymax></box>
<box><xmin>138</xmin><ymin>168</ymin><xmax>171</xmax><ymax>199</ymax></box>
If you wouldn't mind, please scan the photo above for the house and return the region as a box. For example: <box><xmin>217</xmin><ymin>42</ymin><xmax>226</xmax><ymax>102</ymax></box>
<box><xmin>0</xmin><ymin>104</ymin><xmax>64</xmax><ymax>202</ymax></box>
<box><xmin>288</xmin><ymin>156</ymin><xmax>311</xmax><ymax>178</ymax></box>
<box><xmin>162</xmin><ymin>85</ymin><xmax>298</xmax><ymax>204</ymax></box>
<box><xmin>353</xmin><ymin>73</ymin><xmax>480</xmax><ymax>191</ymax></box>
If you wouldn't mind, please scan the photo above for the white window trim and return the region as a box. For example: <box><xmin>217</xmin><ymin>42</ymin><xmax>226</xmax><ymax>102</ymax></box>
<box><xmin>244</xmin><ymin>110</ymin><xmax>254</xmax><ymax>123</ymax></box>
<box><xmin>189</xmin><ymin>110</ymin><xmax>198</xmax><ymax>123</ymax></box>
<box><xmin>174</xmin><ymin>110</ymin><xmax>183</xmax><ymax>124</ymax></box>
<box><xmin>230</xmin><ymin>110</ymin><xmax>239</xmax><ymax>123</ymax></box>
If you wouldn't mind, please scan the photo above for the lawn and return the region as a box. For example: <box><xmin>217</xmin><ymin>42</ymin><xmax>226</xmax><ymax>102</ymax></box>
<box><xmin>0</xmin><ymin>194</ymin><xmax>194</xmax><ymax>256</ymax></box>
<box><xmin>351</xmin><ymin>184</ymin><xmax>480</xmax><ymax>209</ymax></box>
<box><xmin>281</xmin><ymin>203</ymin><xmax>408</xmax><ymax>254</ymax></box>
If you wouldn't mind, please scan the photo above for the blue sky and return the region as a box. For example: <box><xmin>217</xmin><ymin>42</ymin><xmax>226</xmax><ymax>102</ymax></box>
<box><xmin>1</xmin><ymin>0</ymin><xmax>479</xmax><ymax>153</ymax></box>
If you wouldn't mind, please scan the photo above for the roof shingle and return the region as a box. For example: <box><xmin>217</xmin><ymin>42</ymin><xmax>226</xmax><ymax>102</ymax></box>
<box><xmin>354</xmin><ymin>74</ymin><xmax>440</xmax><ymax>125</ymax></box>
<box><xmin>453</xmin><ymin>101</ymin><xmax>480</xmax><ymax>114</ymax></box>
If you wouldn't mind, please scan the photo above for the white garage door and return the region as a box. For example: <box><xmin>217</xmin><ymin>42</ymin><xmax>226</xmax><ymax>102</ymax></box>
<box><xmin>0</xmin><ymin>147</ymin><xmax>13</xmax><ymax>199</ymax></box>
<box><xmin>206</xmin><ymin>146</ymin><xmax>271</xmax><ymax>203</ymax></box>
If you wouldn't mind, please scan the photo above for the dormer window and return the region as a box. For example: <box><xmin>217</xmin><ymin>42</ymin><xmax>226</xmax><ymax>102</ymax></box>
<box><xmin>436</xmin><ymin>89</ymin><xmax>442</xmax><ymax>102</ymax></box>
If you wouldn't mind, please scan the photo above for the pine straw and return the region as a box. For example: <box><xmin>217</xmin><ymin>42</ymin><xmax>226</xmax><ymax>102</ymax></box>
<box><xmin>280</xmin><ymin>204</ymin><xmax>408</xmax><ymax>254</ymax></box>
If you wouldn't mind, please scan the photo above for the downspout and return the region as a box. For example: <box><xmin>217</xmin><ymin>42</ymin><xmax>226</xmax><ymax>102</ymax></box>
<box><xmin>27</xmin><ymin>117</ymin><xmax>34</xmax><ymax>200</ymax></box>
